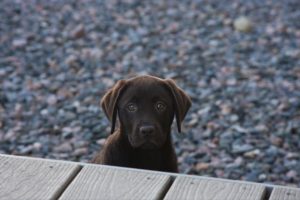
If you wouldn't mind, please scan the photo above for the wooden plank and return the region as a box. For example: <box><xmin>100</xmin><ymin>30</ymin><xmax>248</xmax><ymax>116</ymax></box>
<box><xmin>59</xmin><ymin>165</ymin><xmax>171</xmax><ymax>200</ymax></box>
<box><xmin>269</xmin><ymin>187</ymin><xmax>300</xmax><ymax>200</ymax></box>
<box><xmin>164</xmin><ymin>176</ymin><xmax>266</xmax><ymax>200</ymax></box>
<box><xmin>0</xmin><ymin>155</ymin><xmax>80</xmax><ymax>200</ymax></box>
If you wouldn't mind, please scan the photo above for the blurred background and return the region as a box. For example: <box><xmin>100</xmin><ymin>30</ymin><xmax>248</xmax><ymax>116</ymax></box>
<box><xmin>0</xmin><ymin>0</ymin><xmax>299</xmax><ymax>187</ymax></box>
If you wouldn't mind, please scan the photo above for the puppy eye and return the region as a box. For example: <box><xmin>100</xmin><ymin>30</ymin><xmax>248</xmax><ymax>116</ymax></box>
<box><xmin>155</xmin><ymin>102</ymin><xmax>166</xmax><ymax>112</ymax></box>
<box><xmin>127</xmin><ymin>103</ymin><xmax>137</xmax><ymax>112</ymax></box>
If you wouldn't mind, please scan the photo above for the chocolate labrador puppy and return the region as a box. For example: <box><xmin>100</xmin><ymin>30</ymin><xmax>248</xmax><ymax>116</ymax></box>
<box><xmin>92</xmin><ymin>75</ymin><xmax>191</xmax><ymax>172</ymax></box>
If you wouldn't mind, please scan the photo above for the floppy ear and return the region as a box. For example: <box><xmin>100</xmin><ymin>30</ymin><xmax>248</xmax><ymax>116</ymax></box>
<box><xmin>165</xmin><ymin>79</ymin><xmax>192</xmax><ymax>133</ymax></box>
<box><xmin>101</xmin><ymin>80</ymin><xmax>127</xmax><ymax>134</ymax></box>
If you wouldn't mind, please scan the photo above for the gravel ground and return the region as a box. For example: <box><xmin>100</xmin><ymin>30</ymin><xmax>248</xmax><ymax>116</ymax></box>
<box><xmin>0</xmin><ymin>0</ymin><xmax>300</xmax><ymax>187</ymax></box>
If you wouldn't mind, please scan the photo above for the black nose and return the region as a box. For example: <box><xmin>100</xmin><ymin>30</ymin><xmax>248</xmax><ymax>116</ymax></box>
<box><xmin>139</xmin><ymin>125</ymin><xmax>155</xmax><ymax>137</ymax></box>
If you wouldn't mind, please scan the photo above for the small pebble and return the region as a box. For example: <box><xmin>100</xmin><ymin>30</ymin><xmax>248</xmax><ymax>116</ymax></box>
<box><xmin>47</xmin><ymin>95</ymin><xmax>58</xmax><ymax>105</ymax></box>
<box><xmin>244</xmin><ymin>149</ymin><xmax>261</xmax><ymax>158</ymax></box>
<box><xmin>70</xmin><ymin>24</ymin><xmax>85</xmax><ymax>38</ymax></box>
<box><xmin>53</xmin><ymin>142</ymin><xmax>73</xmax><ymax>153</ymax></box>
<box><xmin>64</xmin><ymin>55</ymin><xmax>77</xmax><ymax>66</ymax></box>
<box><xmin>234</xmin><ymin>16</ymin><xmax>253</xmax><ymax>32</ymax></box>
<box><xmin>195</xmin><ymin>162</ymin><xmax>210</xmax><ymax>171</ymax></box>
<box><xmin>12</xmin><ymin>38</ymin><xmax>27</xmax><ymax>48</ymax></box>
<box><xmin>73</xmin><ymin>148</ymin><xmax>88</xmax><ymax>156</ymax></box>
<box><xmin>97</xmin><ymin>139</ymin><xmax>106</xmax><ymax>146</ymax></box>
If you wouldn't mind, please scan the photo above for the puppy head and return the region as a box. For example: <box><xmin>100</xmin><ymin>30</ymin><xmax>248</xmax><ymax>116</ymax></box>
<box><xmin>101</xmin><ymin>75</ymin><xmax>191</xmax><ymax>149</ymax></box>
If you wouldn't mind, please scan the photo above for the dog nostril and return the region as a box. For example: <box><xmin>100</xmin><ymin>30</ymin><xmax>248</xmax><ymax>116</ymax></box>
<box><xmin>140</xmin><ymin>126</ymin><xmax>155</xmax><ymax>136</ymax></box>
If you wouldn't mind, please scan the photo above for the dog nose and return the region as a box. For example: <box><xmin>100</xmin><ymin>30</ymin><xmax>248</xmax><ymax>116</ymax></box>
<box><xmin>139</xmin><ymin>125</ymin><xmax>155</xmax><ymax>137</ymax></box>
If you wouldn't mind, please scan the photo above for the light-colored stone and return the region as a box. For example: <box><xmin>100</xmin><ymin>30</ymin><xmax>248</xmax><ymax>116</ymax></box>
<box><xmin>12</xmin><ymin>38</ymin><xmax>27</xmax><ymax>48</ymax></box>
<box><xmin>234</xmin><ymin>16</ymin><xmax>253</xmax><ymax>32</ymax></box>
<box><xmin>195</xmin><ymin>163</ymin><xmax>210</xmax><ymax>171</ymax></box>
<box><xmin>53</xmin><ymin>142</ymin><xmax>73</xmax><ymax>153</ymax></box>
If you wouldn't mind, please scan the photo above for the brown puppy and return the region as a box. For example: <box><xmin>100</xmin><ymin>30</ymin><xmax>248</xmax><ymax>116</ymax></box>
<box><xmin>92</xmin><ymin>75</ymin><xmax>191</xmax><ymax>172</ymax></box>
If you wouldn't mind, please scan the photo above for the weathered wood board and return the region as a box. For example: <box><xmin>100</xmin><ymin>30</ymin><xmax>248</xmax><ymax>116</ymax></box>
<box><xmin>59</xmin><ymin>165</ymin><xmax>171</xmax><ymax>200</ymax></box>
<box><xmin>0</xmin><ymin>155</ymin><xmax>80</xmax><ymax>200</ymax></box>
<box><xmin>269</xmin><ymin>187</ymin><xmax>300</xmax><ymax>200</ymax></box>
<box><xmin>164</xmin><ymin>176</ymin><xmax>266</xmax><ymax>200</ymax></box>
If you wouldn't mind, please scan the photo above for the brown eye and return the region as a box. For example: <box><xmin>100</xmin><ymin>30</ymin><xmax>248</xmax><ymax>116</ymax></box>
<box><xmin>127</xmin><ymin>103</ymin><xmax>137</xmax><ymax>112</ymax></box>
<box><xmin>155</xmin><ymin>102</ymin><xmax>166</xmax><ymax>112</ymax></box>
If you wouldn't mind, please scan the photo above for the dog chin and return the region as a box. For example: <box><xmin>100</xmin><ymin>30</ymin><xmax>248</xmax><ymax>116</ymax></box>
<box><xmin>140</xmin><ymin>142</ymin><xmax>159</xmax><ymax>149</ymax></box>
<box><xmin>131</xmin><ymin>140</ymin><xmax>159</xmax><ymax>149</ymax></box>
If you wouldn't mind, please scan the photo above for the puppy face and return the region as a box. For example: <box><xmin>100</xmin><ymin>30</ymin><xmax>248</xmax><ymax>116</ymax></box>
<box><xmin>117</xmin><ymin>80</ymin><xmax>174</xmax><ymax>149</ymax></box>
<box><xmin>101</xmin><ymin>75</ymin><xmax>191</xmax><ymax>150</ymax></box>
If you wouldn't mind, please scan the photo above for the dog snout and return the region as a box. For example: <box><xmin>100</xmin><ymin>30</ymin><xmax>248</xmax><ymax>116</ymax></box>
<box><xmin>139</xmin><ymin>125</ymin><xmax>155</xmax><ymax>137</ymax></box>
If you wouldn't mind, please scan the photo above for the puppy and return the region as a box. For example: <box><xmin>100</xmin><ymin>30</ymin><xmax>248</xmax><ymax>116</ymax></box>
<box><xmin>92</xmin><ymin>75</ymin><xmax>191</xmax><ymax>172</ymax></box>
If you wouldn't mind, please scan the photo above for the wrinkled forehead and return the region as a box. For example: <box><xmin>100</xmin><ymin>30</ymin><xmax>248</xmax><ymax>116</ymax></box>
<box><xmin>119</xmin><ymin>79</ymin><xmax>172</xmax><ymax>104</ymax></box>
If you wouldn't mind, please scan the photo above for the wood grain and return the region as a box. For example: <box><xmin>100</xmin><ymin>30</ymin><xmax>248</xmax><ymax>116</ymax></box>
<box><xmin>269</xmin><ymin>187</ymin><xmax>300</xmax><ymax>200</ymax></box>
<box><xmin>59</xmin><ymin>165</ymin><xmax>171</xmax><ymax>200</ymax></box>
<box><xmin>164</xmin><ymin>176</ymin><xmax>266</xmax><ymax>200</ymax></box>
<box><xmin>0</xmin><ymin>155</ymin><xmax>80</xmax><ymax>200</ymax></box>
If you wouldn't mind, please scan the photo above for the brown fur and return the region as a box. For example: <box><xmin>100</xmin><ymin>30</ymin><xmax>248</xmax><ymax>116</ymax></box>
<box><xmin>92</xmin><ymin>75</ymin><xmax>191</xmax><ymax>172</ymax></box>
